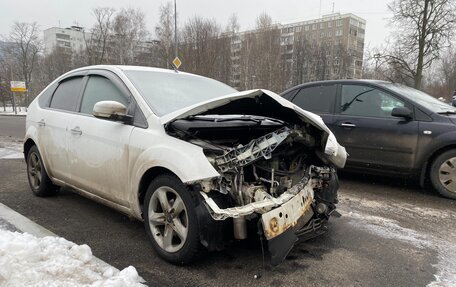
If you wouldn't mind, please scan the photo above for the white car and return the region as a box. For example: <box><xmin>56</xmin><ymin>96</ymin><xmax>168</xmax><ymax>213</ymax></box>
<box><xmin>24</xmin><ymin>65</ymin><xmax>347</xmax><ymax>265</ymax></box>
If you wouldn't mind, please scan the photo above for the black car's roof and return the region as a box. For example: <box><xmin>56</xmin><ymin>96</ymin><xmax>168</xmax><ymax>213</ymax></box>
<box><xmin>281</xmin><ymin>79</ymin><xmax>391</xmax><ymax>95</ymax></box>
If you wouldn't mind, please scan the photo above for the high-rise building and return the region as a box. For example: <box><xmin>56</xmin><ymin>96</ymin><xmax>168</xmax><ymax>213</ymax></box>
<box><xmin>229</xmin><ymin>13</ymin><xmax>366</xmax><ymax>89</ymax></box>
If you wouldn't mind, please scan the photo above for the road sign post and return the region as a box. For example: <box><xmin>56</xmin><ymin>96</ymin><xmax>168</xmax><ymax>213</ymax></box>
<box><xmin>10</xmin><ymin>81</ymin><xmax>26</xmax><ymax>114</ymax></box>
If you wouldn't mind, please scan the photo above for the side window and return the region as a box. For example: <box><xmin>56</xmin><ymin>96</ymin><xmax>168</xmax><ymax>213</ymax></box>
<box><xmin>292</xmin><ymin>85</ymin><xmax>337</xmax><ymax>113</ymax></box>
<box><xmin>340</xmin><ymin>85</ymin><xmax>405</xmax><ymax>118</ymax></box>
<box><xmin>50</xmin><ymin>77</ymin><xmax>83</xmax><ymax>111</ymax></box>
<box><xmin>80</xmin><ymin>76</ymin><xmax>129</xmax><ymax>115</ymax></box>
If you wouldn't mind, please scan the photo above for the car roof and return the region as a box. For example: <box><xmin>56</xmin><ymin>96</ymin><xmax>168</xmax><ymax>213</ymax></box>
<box><xmin>281</xmin><ymin>79</ymin><xmax>391</xmax><ymax>95</ymax></box>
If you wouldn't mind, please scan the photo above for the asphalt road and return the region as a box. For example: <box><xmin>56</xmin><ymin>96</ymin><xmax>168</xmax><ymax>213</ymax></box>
<box><xmin>0</xmin><ymin>115</ymin><xmax>26</xmax><ymax>138</ymax></box>
<box><xmin>1</xmin><ymin>116</ymin><xmax>456</xmax><ymax>287</ymax></box>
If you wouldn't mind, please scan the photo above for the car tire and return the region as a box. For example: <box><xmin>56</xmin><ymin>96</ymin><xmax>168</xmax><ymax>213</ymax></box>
<box><xmin>26</xmin><ymin>145</ymin><xmax>59</xmax><ymax>197</ymax></box>
<box><xmin>430</xmin><ymin>150</ymin><xmax>456</xmax><ymax>200</ymax></box>
<box><xmin>144</xmin><ymin>174</ymin><xmax>203</xmax><ymax>264</ymax></box>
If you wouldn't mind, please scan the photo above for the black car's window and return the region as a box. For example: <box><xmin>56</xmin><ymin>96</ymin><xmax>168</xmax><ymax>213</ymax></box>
<box><xmin>292</xmin><ymin>85</ymin><xmax>336</xmax><ymax>113</ymax></box>
<box><xmin>340</xmin><ymin>85</ymin><xmax>405</xmax><ymax>118</ymax></box>
<box><xmin>282</xmin><ymin>89</ymin><xmax>298</xmax><ymax>101</ymax></box>
<box><xmin>80</xmin><ymin>76</ymin><xmax>129</xmax><ymax>115</ymax></box>
<box><xmin>50</xmin><ymin>77</ymin><xmax>83</xmax><ymax>112</ymax></box>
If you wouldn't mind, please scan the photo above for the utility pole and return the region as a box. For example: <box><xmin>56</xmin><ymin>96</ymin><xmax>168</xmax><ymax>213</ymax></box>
<box><xmin>174</xmin><ymin>0</ymin><xmax>178</xmax><ymax>58</ymax></box>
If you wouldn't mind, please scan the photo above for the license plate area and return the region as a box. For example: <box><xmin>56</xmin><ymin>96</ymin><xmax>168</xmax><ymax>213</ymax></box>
<box><xmin>261</xmin><ymin>185</ymin><xmax>314</xmax><ymax>240</ymax></box>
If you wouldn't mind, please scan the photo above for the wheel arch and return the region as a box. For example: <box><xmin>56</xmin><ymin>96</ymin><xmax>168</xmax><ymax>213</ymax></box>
<box><xmin>421</xmin><ymin>144</ymin><xmax>456</xmax><ymax>186</ymax></box>
<box><xmin>23</xmin><ymin>138</ymin><xmax>36</xmax><ymax>160</ymax></box>
<box><xmin>137</xmin><ymin>166</ymin><xmax>178</xmax><ymax>218</ymax></box>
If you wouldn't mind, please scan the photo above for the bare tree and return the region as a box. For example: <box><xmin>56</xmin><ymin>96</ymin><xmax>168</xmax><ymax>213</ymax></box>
<box><xmin>112</xmin><ymin>8</ymin><xmax>148</xmax><ymax>65</ymax></box>
<box><xmin>155</xmin><ymin>2</ymin><xmax>175</xmax><ymax>68</ymax></box>
<box><xmin>384</xmin><ymin>0</ymin><xmax>456</xmax><ymax>89</ymax></box>
<box><xmin>8</xmin><ymin>22</ymin><xmax>41</xmax><ymax>105</ymax></box>
<box><xmin>84</xmin><ymin>7</ymin><xmax>115</xmax><ymax>65</ymax></box>
<box><xmin>180</xmin><ymin>16</ymin><xmax>229</xmax><ymax>80</ymax></box>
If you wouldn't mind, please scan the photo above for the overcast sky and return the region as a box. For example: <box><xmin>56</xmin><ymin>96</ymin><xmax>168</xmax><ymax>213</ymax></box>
<box><xmin>0</xmin><ymin>0</ymin><xmax>394</xmax><ymax>49</ymax></box>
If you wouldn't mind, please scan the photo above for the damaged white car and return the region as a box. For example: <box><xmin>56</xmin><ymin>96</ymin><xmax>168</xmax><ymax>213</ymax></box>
<box><xmin>24</xmin><ymin>66</ymin><xmax>347</xmax><ymax>265</ymax></box>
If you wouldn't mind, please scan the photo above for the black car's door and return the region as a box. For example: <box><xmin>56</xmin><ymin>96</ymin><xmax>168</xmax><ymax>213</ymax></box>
<box><xmin>329</xmin><ymin>83</ymin><xmax>419</xmax><ymax>173</ymax></box>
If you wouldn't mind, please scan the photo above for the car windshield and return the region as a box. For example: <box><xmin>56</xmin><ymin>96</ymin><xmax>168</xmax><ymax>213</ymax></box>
<box><xmin>124</xmin><ymin>70</ymin><xmax>237</xmax><ymax>116</ymax></box>
<box><xmin>380</xmin><ymin>83</ymin><xmax>456</xmax><ymax>114</ymax></box>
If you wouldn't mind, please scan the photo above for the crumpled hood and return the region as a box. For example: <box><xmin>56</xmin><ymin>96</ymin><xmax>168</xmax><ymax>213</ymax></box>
<box><xmin>160</xmin><ymin>89</ymin><xmax>347</xmax><ymax>168</ymax></box>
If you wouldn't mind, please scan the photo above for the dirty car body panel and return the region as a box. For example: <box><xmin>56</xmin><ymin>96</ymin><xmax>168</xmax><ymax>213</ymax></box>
<box><xmin>25</xmin><ymin>65</ymin><xmax>347</xmax><ymax>265</ymax></box>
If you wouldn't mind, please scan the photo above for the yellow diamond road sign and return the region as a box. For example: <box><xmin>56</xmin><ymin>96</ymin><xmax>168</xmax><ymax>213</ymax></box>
<box><xmin>172</xmin><ymin>57</ymin><xmax>182</xmax><ymax>69</ymax></box>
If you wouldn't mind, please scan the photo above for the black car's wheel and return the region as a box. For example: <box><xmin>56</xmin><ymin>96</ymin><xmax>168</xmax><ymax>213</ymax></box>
<box><xmin>430</xmin><ymin>150</ymin><xmax>456</xmax><ymax>200</ymax></box>
<box><xmin>26</xmin><ymin>145</ymin><xmax>59</xmax><ymax>197</ymax></box>
<box><xmin>144</xmin><ymin>174</ymin><xmax>203</xmax><ymax>264</ymax></box>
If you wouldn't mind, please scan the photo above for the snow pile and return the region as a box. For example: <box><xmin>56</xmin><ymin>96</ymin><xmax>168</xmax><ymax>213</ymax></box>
<box><xmin>0</xmin><ymin>229</ymin><xmax>146</xmax><ymax>287</ymax></box>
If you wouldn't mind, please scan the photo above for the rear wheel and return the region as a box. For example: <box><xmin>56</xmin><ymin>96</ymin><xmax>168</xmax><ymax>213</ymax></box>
<box><xmin>26</xmin><ymin>145</ymin><xmax>59</xmax><ymax>197</ymax></box>
<box><xmin>430</xmin><ymin>150</ymin><xmax>456</xmax><ymax>200</ymax></box>
<box><xmin>144</xmin><ymin>174</ymin><xmax>202</xmax><ymax>264</ymax></box>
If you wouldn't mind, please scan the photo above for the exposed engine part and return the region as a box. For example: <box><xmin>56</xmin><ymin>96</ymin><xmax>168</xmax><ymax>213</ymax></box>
<box><xmin>214</xmin><ymin>127</ymin><xmax>291</xmax><ymax>172</ymax></box>
<box><xmin>233</xmin><ymin>217</ymin><xmax>247</xmax><ymax>240</ymax></box>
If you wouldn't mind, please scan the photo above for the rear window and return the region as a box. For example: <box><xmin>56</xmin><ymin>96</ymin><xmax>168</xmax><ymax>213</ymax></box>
<box><xmin>50</xmin><ymin>77</ymin><xmax>83</xmax><ymax>112</ymax></box>
<box><xmin>292</xmin><ymin>85</ymin><xmax>337</xmax><ymax>113</ymax></box>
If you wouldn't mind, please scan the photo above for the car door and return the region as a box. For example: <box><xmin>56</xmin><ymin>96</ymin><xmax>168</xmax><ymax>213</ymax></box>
<box><xmin>330</xmin><ymin>83</ymin><xmax>419</xmax><ymax>172</ymax></box>
<box><xmin>40</xmin><ymin>76</ymin><xmax>84</xmax><ymax>182</ymax></box>
<box><xmin>289</xmin><ymin>83</ymin><xmax>338</xmax><ymax>125</ymax></box>
<box><xmin>67</xmin><ymin>72</ymin><xmax>135</xmax><ymax>206</ymax></box>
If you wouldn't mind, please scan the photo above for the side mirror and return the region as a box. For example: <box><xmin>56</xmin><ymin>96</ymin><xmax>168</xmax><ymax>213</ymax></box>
<box><xmin>391</xmin><ymin>107</ymin><xmax>413</xmax><ymax>120</ymax></box>
<box><xmin>93</xmin><ymin>101</ymin><xmax>133</xmax><ymax>124</ymax></box>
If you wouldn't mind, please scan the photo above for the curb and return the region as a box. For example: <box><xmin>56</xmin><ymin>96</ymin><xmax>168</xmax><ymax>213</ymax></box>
<box><xmin>0</xmin><ymin>202</ymin><xmax>55</xmax><ymax>237</ymax></box>
<box><xmin>0</xmin><ymin>203</ymin><xmax>117</xmax><ymax>270</ymax></box>
<box><xmin>0</xmin><ymin>114</ymin><xmax>27</xmax><ymax>117</ymax></box>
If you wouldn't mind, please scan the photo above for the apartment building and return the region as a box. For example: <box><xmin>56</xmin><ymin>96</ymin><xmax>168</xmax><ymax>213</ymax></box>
<box><xmin>229</xmin><ymin>13</ymin><xmax>366</xmax><ymax>89</ymax></box>
<box><xmin>43</xmin><ymin>26</ymin><xmax>87</xmax><ymax>55</ymax></box>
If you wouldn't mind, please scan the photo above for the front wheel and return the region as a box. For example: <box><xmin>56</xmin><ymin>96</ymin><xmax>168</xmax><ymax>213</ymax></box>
<box><xmin>144</xmin><ymin>174</ymin><xmax>203</xmax><ymax>264</ymax></box>
<box><xmin>26</xmin><ymin>145</ymin><xmax>59</xmax><ymax>197</ymax></box>
<box><xmin>430</xmin><ymin>150</ymin><xmax>456</xmax><ymax>200</ymax></box>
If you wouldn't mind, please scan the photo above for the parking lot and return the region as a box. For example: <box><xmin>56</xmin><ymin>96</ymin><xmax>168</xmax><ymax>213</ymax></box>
<box><xmin>1</xmin><ymin>115</ymin><xmax>455</xmax><ymax>287</ymax></box>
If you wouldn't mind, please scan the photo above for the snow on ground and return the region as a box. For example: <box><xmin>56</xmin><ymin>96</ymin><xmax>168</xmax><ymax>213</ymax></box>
<box><xmin>0</xmin><ymin>228</ymin><xmax>146</xmax><ymax>287</ymax></box>
<box><xmin>339</xmin><ymin>194</ymin><xmax>456</xmax><ymax>287</ymax></box>
<box><xmin>0</xmin><ymin>106</ymin><xmax>27</xmax><ymax>116</ymax></box>
<box><xmin>0</xmin><ymin>139</ymin><xmax>23</xmax><ymax>159</ymax></box>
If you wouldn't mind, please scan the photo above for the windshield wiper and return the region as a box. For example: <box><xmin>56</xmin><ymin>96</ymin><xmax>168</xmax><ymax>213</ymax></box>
<box><xmin>438</xmin><ymin>110</ymin><xmax>456</xmax><ymax>115</ymax></box>
<box><xmin>341</xmin><ymin>88</ymin><xmax>375</xmax><ymax>112</ymax></box>
<box><xmin>186</xmin><ymin>115</ymin><xmax>285</xmax><ymax>125</ymax></box>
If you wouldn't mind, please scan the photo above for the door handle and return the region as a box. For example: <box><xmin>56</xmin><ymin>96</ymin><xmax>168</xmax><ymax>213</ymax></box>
<box><xmin>340</xmin><ymin>122</ymin><xmax>356</xmax><ymax>128</ymax></box>
<box><xmin>70</xmin><ymin>126</ymin><xmax>82</xmax><ymax>135</ymax></box>
<box><xmin>38</xmin><ymin>119</ymin><xmax>45</xmax><ymax>127</ymax></box>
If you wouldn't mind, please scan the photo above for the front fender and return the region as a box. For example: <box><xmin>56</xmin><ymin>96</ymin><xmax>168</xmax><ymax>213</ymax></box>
<box><xmin>128</xmin><ymin>136</ymin><xmax>220</xmax><ymax>218</ymax></box>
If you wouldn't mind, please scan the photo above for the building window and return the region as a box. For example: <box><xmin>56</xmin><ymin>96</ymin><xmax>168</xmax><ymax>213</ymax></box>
<box><xmin>335</xmin><ymin>30</ymin><xmax>343</xmax><ymax>36</ymax></box>
<box><xmin>328</xmin><ymin>31</ymin><xmax>332</xmax><ymax>37</ymax></box>
<box><xmin>320</xmin><ymin>32</ymin><xmax>325</xmax><ymax>38</ymax></box>
<box><xmin>295</xmin><ymin>26</ymin><xmax>301</xmax><ymax>32</ymax></box>
<box><xmin>312</xmin><ymin>24</ymin><xmax>317</xmax><ymax>30</ymax></box>
<box><xmin>336</xmin><ymin>20</ymin><xmax>342</xmax><ymax>27</ymax></box>
<box><xmin>328</xmin><ymin>21</ymin><xmax>332</xmax><ymax>28</ymax></box>
<box><xmin>305</xmin><ymin>25</ymin><xmax>310</xmax><ymax>31</ymax></box>
<box><xmin>320</xmin><ymin>23</ymin><xmax>324</xmax><ymax>29</ymax></box>
<box><xmin>334</xmin><ymin>59</ymin><xmax>340</xmax><ymax>66</ymax></box>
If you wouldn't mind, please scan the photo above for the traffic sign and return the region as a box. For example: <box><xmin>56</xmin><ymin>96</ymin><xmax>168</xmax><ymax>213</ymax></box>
<box><xmin>172</xmin><ymin>57</ymin><xmax>182</xmax><ymax>69</ymax></box>
<box><xmin>10</xmin><ymin>81</ymin><xmax>27</xmax><ymax>92</ymax></box>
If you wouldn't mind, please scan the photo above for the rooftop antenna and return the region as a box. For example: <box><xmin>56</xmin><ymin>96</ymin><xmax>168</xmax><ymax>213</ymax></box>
<box><xmin>58</xmin><ymin>20</ymin><xmax>61</xmax><ymax>28</ymax></box>
<box><xmin>332</xmin><ymin>2</ymin><xmax>335</xmax><ymax>13</ymax></box>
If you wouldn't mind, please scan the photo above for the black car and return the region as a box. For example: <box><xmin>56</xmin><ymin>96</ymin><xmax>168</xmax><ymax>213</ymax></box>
<box><xmin>281</xmin><ymin>79</ymin><xmax>456</xmax><ymax>200</ymax></box>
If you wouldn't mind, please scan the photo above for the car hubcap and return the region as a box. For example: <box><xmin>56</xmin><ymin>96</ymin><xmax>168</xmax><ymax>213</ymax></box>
<box><xmin>27</xmin><ymin>152</ymin><xmax>42</xmax><ymax>190</ymax></box>
<box><xmin>438</xmin><ymin>157</ymin><xmax>456</xmax><ymax>193</ymax></box>
<box><xmin>148</xmin><ymin>186</ymin><xmax>188</xmax><ymax>253</ymax></box>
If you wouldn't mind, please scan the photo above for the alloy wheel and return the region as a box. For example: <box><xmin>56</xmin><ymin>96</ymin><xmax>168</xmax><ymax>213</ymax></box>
<box><xmin>148</xmin><ymin>186</ymin><xmax>188</xmax><ymax>253</ymax></box>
